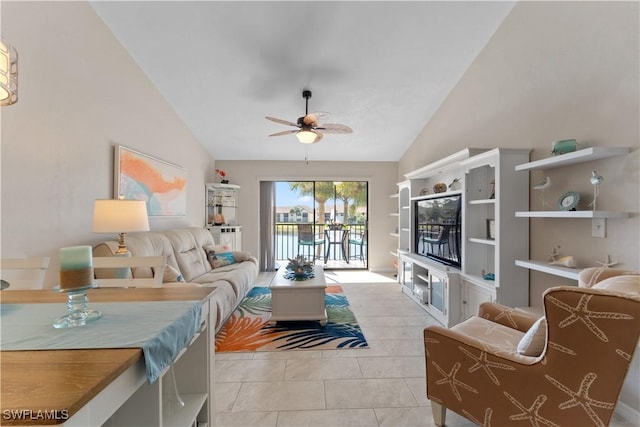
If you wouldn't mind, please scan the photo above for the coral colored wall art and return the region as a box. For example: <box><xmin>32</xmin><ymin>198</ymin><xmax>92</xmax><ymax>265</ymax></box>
<box><xmin>114</xmin><ymin>145</ymin><xmax>187</xmax><ymax>216</ymax></box>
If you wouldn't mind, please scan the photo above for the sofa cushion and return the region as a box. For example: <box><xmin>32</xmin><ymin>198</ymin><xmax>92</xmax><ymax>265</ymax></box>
<box><xmin>126</xmin><ymin>232</ymin><xmax>179</xmax><ymax>277</ymax></box>
<box><xmin>163</xmin><ymin>229</ymin><xmax>210</xmax><ymax>282</ymax></box>
<box><xmin>191</xmin><ymin>260</ymin><xmax>257</xmax><ymax>300</ymax></box>
<box><xmin>517</xmin><ymin>317</ymin><xmax>547</xmax><ymax>356</ymax></box>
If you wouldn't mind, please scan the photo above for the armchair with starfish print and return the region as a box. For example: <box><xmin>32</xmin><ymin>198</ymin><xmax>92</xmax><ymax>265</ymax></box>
<box><xmin>424</xmin><ymin>267</ymin><xmax>639</xmax><ymax>427</ymax></box>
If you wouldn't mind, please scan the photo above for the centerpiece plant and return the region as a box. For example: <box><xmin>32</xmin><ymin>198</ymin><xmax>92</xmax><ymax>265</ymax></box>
<box><xmin>286</xmin><ymin>255</ymin><xmax>313</xmax><ymax>277</ymax></box>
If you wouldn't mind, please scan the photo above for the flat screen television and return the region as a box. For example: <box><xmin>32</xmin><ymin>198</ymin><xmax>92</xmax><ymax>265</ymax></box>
<box><xmin>415</xmin><ymin>194</ymin><xmax>462</xmax><ymax>268</ymax></box>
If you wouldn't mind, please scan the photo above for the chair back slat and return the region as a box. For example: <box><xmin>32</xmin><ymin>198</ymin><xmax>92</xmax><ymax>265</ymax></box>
<box><xmin>93</xmin><ymin>256</ymin><xmax>165</xmax><ymax>288</ymax></box>
<box><xmin>1</xmin><ymin>257</ymin><xmax>50</xmax><ymax>290</ymax></box>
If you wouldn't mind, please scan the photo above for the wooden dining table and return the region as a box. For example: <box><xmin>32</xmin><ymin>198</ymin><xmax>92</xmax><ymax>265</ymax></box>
<box><xmin>0</xmin><ymin>287</ymin><xmax>216</xmax><ymax>426</ymax></box>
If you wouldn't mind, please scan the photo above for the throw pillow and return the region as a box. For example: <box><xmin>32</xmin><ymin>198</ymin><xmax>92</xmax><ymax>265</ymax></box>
<box><xmin>209</xmin><ymin>251</ymin><xmax>236</xmax><ymax>269</ymax></box>
<box><xmin>163</xmin><ymin>264</ymin><xmax>184</xmax><ymax>283</ymax></box>
<box><xmin>593</xmin><ymin>274</ymin><xmax>640</xmax><ymax>295</ymax></box>
<box><xmin>232</xmin><ymin>251</ymin><xmax>251</xmax><ymax>263</ymax></box>
<box><xmin>517</xmin><ymin>317</ymin><xmax>547</xmax><ymax>357</ymax></box>
<box><xmin>203</xmin><ymin>244</ymin><xmax>231</xmax><ymax>254</ymax></box>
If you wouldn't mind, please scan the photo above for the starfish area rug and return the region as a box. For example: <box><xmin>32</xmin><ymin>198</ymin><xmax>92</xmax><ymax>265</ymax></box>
<box><xmin>215</xmin><ymin>285</ymin><xmax>369</xmax><ymax>352</ymax></box>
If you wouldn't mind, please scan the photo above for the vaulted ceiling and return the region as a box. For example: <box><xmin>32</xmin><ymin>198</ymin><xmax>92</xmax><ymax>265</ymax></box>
<box><xmin>90</xmin><ymin>1</ymin><xmax>515</xmax><ymax>162</ymax></box>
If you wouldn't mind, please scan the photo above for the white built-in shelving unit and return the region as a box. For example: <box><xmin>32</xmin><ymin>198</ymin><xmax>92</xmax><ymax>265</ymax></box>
<box><xmin>396</xmin><ymin>148</ymin><xmax>531</xmax><ymax>326</ymax></box>
<box><xmin>460</xmin><ymin>148</ymin><xmax>531</xmax><ymax>318</ymax></box>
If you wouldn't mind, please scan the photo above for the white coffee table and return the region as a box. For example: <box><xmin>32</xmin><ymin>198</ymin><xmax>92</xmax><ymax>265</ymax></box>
<box><xmin>269</xmin><ymin>265</ymin><xmax>327</xmax><ymax>325</ymax></box>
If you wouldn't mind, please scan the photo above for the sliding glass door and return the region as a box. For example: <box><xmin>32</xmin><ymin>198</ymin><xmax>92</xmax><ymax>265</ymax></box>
<box><xmin>273</xmin><ymin>180</ymin><xmax>368</xmax><ymax>270</ymax></box>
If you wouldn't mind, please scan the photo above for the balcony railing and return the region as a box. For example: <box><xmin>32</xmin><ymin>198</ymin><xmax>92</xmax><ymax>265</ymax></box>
<box><xmin>275</xmin><ymin>222</ymin><xmax>366</xmax><ymax>265</ymax></box>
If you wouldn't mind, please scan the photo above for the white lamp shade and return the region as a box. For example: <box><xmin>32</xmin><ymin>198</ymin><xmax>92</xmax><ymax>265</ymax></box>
<box><xmin>92</xmin><ymin>199</ymin><xmax>150</xmax><ymax>233</ymax></box>
<box><xmin>296</xmin><ymin>130</ymin><xmax>318</xmax><ymax>144</ymax></box>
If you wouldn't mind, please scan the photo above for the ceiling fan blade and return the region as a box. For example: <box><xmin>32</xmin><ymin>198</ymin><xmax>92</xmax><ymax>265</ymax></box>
<box><xmin>317</xmin><ymin>123</ymin><xmax>353</xmax><ymax>134</ymax></box>
<box><xmin>312</xmin><ymin>129</ymin><xmax>324</xmax><ymax>143</ymax></box>
<box><xmin>265</xmin><ymin>116</ymin><xmax>299</xmax><ymax>127</ymax></box>
<box><xmin>268</xmin><ymin>129</ymin><xmax>298</xmax><ymax>137</ymax></box>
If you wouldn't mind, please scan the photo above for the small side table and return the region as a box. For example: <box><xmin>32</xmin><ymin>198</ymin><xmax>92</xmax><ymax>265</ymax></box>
<box><xmin>324</xmin><ymin>228</ymin><xmax>349</xmax><ymax>263</ymax></box>
<box><xmin>269</xmin><ymin>265</ymin><xmax>327</xmax><ymax>325</ymax></box>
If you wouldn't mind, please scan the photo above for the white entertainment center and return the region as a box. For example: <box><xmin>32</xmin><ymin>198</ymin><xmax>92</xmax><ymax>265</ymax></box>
<box><xmin>395</xmin><ymin>148</ymin><xmax>530</xmax><ymax>327</ymax></box>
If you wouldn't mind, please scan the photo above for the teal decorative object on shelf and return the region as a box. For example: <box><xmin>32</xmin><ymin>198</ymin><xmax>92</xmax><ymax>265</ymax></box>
<box><xmin>551</xmin><ymin>139</ymin><xmax>577</xmax><ymax>155</ymax></box>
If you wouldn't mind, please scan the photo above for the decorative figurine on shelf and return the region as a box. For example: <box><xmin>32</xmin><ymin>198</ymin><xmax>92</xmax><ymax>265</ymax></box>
<box><xmin>551</xmin><ymin>139</ymin><xmax>577</xmax><ymax>155</ymax></box>
<box><xmin>588</xmin><ymin>170</ymin><xmax>604</xmax><ymax>211</ymax></box>
<box><xmin>595</xmin><ymin>254</ymin><xmax>619</xmax><ymax>268</ymax></box>
<box><xmin>433</xmin><ymin>182</ymin><xmax>447</xmax><ymax>193</ymax></box>
<box><xmin>216</xmin><ymin>168</ymin><xmax>229</xmax><ymax>184</ymax></box>
<box><xmin>489</xmin><ymin>179</ymin><xmax>495</xmax><ymax>199</ymax></box>
<box><xmin>550</xmin><ymin>256</ymin><xmax>577</xmax><ymax>268</ymax></box>
<box><xmin>213</xmin><ymin>205</ymin><xmax>225</xmax><ymax>225</ymax></box>
<box><xmin>547</xmin><ymin>247</ymin><xmax>561</xmax><ymax>262</ymax></box>
<box><xmin>533</xmin><ymin>176</ymin><xmax>552</xmax><ymax>209</ymax></box>
<box><xmin>448</xmin><ymin>177</ymin><xmax>461</xmax><ymax>191</ymax></box>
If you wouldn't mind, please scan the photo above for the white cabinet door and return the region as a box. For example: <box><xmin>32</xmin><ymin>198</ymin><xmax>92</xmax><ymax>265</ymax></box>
<box><xmin>461</xmin><ymin>279</ymin><xmax>495</xmax><ymax>321</ymax></box>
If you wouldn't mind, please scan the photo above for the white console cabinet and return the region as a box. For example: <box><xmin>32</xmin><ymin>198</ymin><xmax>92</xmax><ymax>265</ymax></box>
<box><xmin>400</xmin><ymin>252</ymin><xmax>461</xmax><ymax>327</ymax></box>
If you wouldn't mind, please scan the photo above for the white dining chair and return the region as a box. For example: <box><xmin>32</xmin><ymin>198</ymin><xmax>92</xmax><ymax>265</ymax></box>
<box><xmin>0</xmin><ymin>257</ymin><xmax>51</xmax><ymax>290</ymax></box>
<box><xmin>93</xmin><ymin>256</ymin><xmax>166</xmax><ymax>288</ymax></box>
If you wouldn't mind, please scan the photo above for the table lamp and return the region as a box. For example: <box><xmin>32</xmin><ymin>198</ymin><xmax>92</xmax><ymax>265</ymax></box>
<box><xmin>92</xmin><ymin>199</ymin><xmax>150</xmax><ymax>255</ymax></box>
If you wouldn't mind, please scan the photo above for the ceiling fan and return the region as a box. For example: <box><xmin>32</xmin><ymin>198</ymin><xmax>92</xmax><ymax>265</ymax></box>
<box><xmin>266</xmin><ymin>90</ymin><xmax>353</xmax><ymax>144</ymax></box>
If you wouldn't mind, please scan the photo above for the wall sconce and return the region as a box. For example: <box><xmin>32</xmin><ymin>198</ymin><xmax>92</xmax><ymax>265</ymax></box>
<box><xmin>0</xmin><ymin>39</ymin><xmax>18</xmax><ymax>106</ymax></box>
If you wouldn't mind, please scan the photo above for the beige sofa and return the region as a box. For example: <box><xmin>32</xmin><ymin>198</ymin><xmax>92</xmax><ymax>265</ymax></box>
<box><xmin>94</xmin><ymin>227</ymin><xmax>258</xmax><ymax>332</ymax></box>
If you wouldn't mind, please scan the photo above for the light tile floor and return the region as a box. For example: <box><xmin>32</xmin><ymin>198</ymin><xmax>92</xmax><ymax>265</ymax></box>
<box><xmin>214</xmin><ymin>271</ymin><xmax>638</xmax><ymax>427</ymax></box>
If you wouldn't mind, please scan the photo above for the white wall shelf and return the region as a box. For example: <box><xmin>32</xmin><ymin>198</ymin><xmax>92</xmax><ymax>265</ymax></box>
<box><xmin>468</xmin><ymin>237</ymin><xmax>496</xmax><ymax>246</ymax></box>
<box><xmin>515</xmin><ymin>147</ymin><xmax>631</xmax><ymax>171</ymax></box>
<box><xmin>515</xmin><ymin>211</ymin><xmax>629</xmax><ymax>219</ymax></box>
<box><xmin>469</xmin><ymin>199</ymin><xmax>495</xmax><ymax>205</ymax></box>
<box><xmin>515</xmin><ymin>259</ymin><xmax>580</xmax><ymax>280</ymax></box>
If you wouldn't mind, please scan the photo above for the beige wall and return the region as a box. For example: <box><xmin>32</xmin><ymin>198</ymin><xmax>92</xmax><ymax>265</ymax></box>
<box><xmin>1</xmin><ymin>2</ymin><xmax>214</xmax><ymax>287</ymax></box>
<box><xmin>215</xmin><ymin>160</ymin><xmax>398</xmax><ymax>273</ymax></box>
<box><xmin>399</xmin><ymin>1</ymin><xmax>639</xmax><ymax>414</ymax></box>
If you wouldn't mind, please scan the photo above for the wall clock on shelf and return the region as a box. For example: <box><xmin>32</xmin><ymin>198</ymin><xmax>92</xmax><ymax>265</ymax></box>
<box><xmin>557</xmin><ymin>191</ymin><xmax>579</xmax><ymax>211</ymax></box>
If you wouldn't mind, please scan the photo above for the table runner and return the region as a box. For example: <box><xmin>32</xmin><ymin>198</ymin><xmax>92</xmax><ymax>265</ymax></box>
<box><xmin>0</xmin><ymin>300</ymin><xmax>201</xmax><ymax>383</ymax></box>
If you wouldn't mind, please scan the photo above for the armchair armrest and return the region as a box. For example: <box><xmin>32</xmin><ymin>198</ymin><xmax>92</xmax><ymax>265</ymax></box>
<box><xmin>478</xmin><ymin>302</ymin><xmax>539</xmax><ymax>333</ymax></box>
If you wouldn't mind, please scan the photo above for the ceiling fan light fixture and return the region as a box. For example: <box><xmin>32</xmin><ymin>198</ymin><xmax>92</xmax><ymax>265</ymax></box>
<box><xmin>296</xmin><ymin>130</ymin><xmax>317</xmax><ymax>144</ymax></box>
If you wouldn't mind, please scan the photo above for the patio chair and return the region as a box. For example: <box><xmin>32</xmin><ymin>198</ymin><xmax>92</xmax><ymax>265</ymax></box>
<box><xmin>420</xmin><ymin>225</ymin><xmax>450</xmax><ymax>256</ymax></box>
<box><xmin>1</xmin><ymin>257</ymin><xmax>50</xmax><ymax>290</ymax></box>
<box><xmin>297</xmin><ymin>223</ymin><xmax>324</xmax><ymax>261</ymax></box>
<box><xmin>348</xmin><ymin>228</ymin><xmax>367</xmax><ymax>261</ymax></box>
